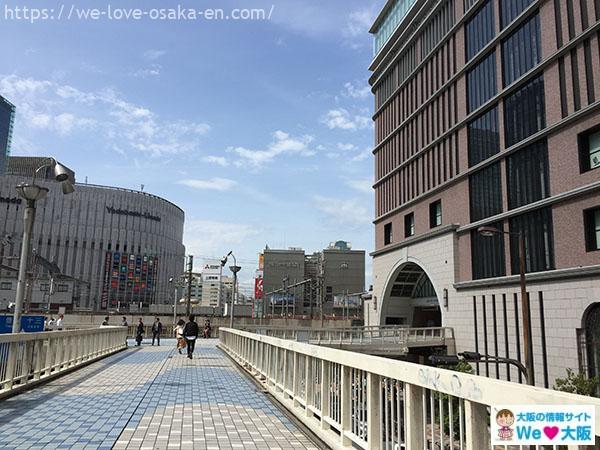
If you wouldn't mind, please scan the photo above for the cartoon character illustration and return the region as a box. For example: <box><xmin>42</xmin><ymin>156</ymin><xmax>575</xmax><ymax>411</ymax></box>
<box><xmin>496</xmin><ymin>409</ymin><xmax>515</xmax><ymax>441</ymax></box>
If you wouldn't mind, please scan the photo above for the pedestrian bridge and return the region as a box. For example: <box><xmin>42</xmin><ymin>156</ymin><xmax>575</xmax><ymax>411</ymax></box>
<box><xmin>0</xmin><ymin>326</ymin><xmax>598</xmax><ymax>449</ymax></box>
<box><xmin>241</xmin><ymin>325</ymin><xmax>455</xmax><ymax>356</ymax></box>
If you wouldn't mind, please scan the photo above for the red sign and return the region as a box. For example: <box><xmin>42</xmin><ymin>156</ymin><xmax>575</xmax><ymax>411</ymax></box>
<box><xmin>254</xmin><ymin>277</ymin><xmax>263</xmax><ymax>299</ymax></box>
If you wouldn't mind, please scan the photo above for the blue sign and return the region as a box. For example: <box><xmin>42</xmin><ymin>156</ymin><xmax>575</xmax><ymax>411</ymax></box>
<box><xmin>0</xmin><ymin>315</ymin><xmax>45</xmax><ymax>333</ymax></box>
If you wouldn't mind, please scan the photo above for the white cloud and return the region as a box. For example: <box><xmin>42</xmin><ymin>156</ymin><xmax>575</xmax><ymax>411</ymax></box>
<box><xmin>351</xmin><ymin>147</ymin><xmax>372</xmax><ymax>162</ymax></box>
<box><xmin>343</xmin><ymin>8</ymin><xmax>376</xmax><ymax>38</ymax></box>
<box><xmin>184</xmin><ymin>220</ymin><xmax>261</xmax><ymax>257</ymax></box>
<box><xmin>342</xmin><ymin>81</ymin><xmax>371</xmax><ymax>99</ymax></box>
<box><xmin>202</xmin><ymin>155</ymin><xmax>229</xmax><ymax>167</ymax></box>
<box><xmin>337</xmin><ymin>142</ymin><xmax>357</xmax><ymax>151</ymax></box>
<box><xmin>0</xmin><ymin>74</ymin><xmax>210</xmax><ymax>156</ymax></box>
<box><xmin>314</xmin><ymin>195</ymin><xmax>371</xmax><ymax>226</ymax></box>
<box><xmin>129</xmin><ymin>64</ymin><xmax>161</xmax><ymax>78</ymax></box>
<box><xmin>177</xmin><ymin>178</ymin><xmax>236</xmax><ymax>191</ymax></box>
<box><xmin>321</xmin><ymin>108</ymin><xmax>371</xmax><ymax>131</ymax></box>
<box><xmin>143</xmin><ymin>49</ymin><xmax>166</xmax><ymax>61</ymax></box>
<box><xmin>229</xmin><ymin>130</ymin><xmax>314</xmax><ymax>168</ymax></box>
<box><xmin>346</xmin><ymin>179</ymin><xmax>373</xmax><ymax>194</ymax></box>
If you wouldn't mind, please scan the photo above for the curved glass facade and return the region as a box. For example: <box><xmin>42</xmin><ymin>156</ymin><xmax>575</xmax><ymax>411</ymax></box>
<box><xmin>373</xmin><ymin>0</ymin><xmax>417</xmax><ymax>56</ymax></box>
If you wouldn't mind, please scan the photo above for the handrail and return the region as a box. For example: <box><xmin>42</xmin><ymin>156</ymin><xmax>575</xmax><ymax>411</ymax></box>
<box><xmin>220</xmin><ymin>328</ymin><xmax>600</xmax><ymax>450</ymax></box>
<box><xmin>0</xmin><ymin>326</ymin><xmax>127</xmax><ymax>399</ymax></box>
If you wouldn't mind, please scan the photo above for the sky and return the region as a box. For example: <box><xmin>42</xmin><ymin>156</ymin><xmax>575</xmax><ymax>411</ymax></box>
<box><xmin>0</xmin><ymin>0</ymin><xmax>385</xmax><ymax>294</ymax></box>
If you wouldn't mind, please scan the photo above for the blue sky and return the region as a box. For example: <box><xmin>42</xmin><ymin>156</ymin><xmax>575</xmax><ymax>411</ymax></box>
<box><xmin>0</xmin><ymin>0</ymin><xmax>385</xmax><ymax>294</ymax></box>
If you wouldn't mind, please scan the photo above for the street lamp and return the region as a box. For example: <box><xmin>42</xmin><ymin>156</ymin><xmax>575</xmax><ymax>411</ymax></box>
<box><xmin>13</xmin><ymin>158</ymin><xmax>74</xmax><ymax>333</ymax></box>
<box><xmin>477</xmin><ymin>225</ymin><xmax>533</xmax><ymax>385</ymax></box>
<box><xmin>221</xmin><ymin>251</ymin><xmax>241</xmax><ymax>328</ymax></box>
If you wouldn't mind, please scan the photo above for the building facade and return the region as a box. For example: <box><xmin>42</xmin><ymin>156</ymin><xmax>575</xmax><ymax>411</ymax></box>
<box><xmin>368</xmin><ymin>0</ymin><xmax>600</xmax><ymax>387</ymax></box>
<box><xmin>0</xmin><ymin>157</ymin><xmax>185</xmax><ymax>311</ymax></box>
<box><xmin>0</xmin><ymin>96</ymin><xmax>15</xmax><ymax>175</ymax></box>
<box><xmin>262</xmin><ymin>243</ymin><xmax>366</xmax><ymax>317</ymax></box>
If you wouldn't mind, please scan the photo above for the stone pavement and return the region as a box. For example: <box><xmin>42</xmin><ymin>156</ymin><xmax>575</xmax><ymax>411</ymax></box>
<box><xmin>0</xmin><ymin>339</ymin><xmax>322</xmax><ymax>450</ymax></box>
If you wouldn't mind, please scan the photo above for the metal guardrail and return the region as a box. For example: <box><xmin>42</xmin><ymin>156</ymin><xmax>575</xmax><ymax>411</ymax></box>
<box><xmin>220</xmin><ymin>328</ymin><xmax>600</xmax><ymax>450</ymax></box>
<box><xmin>241</xmin><ymin>325</ymin><xmax>453</xmax><ymax>348</ymax></box>
<box><xmin>0</xmin><ymin>326</ymin><xmax>127</xmax><ymax>398</ymax></box>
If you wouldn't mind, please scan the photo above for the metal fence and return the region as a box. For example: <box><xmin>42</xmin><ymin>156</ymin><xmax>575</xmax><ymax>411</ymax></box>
<box><xmin>0</xmin><ymin>326</ymin><xmax>127</xmax><ymax>398</ymax></box>
<box><xmin>220</xmin><ymin>328</ymin><xmax>600</xmax><ymax>450</ymax></box>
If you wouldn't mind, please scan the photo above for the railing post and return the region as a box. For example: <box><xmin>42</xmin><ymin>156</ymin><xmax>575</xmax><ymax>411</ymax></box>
<box><xmin>404</xmin><ymin>383</ymin><xmax>425</xmax><ymax>448</ymax></box>
<box><xmin>292</xmin><ymin>352</ymin><xmax>299</xmax><ymax>407</ymax></box>
<box><xmin>340</xmin><ymin>366</ymin><xmax>352</xmax><ymax>447</ymax></box>
<box><xmin>5</xmin><ymin>342</ymin><xmax>18</xmax><ymax>389</ymax></box>
<box><xmin>305</xmin><ymin>356</ymin><xmax>313</xmax><ymax>417</ymax></box>
<box><xmin>367</xmin><ymin>372</ymin><xmax>381</xmax><ymax>447</ymax></box>
<box><xmin>321</xmin><ymin>360</ymin><xmax>330</xmax><ymax>430</ymax></box>
<box><xmin>464</xmin><ymin>400</ymin><xmax>489</xmax><ymax>450</ymax></box>
<box><xmin>33</xmin><ymin>339</ymin><xmax>43</xmax><ymax>380</ymax></box>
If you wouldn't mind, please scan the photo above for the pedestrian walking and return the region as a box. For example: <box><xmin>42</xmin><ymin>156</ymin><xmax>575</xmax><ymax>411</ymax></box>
<box><xmin>135</xmin><ymin>318</ymin><xmax>144</xmax><ymax>346</ymax></box>
<box><xmin>174</xmin><ymin>319</ymin><xmax>186</xmax><ymax>354</ymax></box>
<box><xmin>121</xmin><ymin>316</ymin><xmax>128</xmax><ymax>327</ymax></box>
<box><xmin>203</xmin><ymin>318</ymin><xmax>212</xmax><ymax>339</ymax></box>
<box><xmin>151</xmin><ymin>317</ymin><xmax>162</xmax><ymax>346</ymax></box>
<box><xmin>56</xmin><ymin>314</ymin><xmax>64</xmax><ymax>330</ymax></box>
<box><xmin>101</xmin><ymin>316</ymin><xmax>109</xmax><ymax>326</ymax></box>
<box><xmin>182</xmin><ymin>315</ymin><xmax>199</xmax><ymax>359</ymax></box>
<box><xmin>47</xmin><ymin>317</ymin><xmax>55</xmax><ymax>331</ymax></box>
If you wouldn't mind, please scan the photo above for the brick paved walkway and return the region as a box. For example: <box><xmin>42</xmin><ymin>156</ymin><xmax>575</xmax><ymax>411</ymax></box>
<box><xmin>0</xmin><ymin>340</ymin><xmax>321</xmax><ymax>450</ymax></box>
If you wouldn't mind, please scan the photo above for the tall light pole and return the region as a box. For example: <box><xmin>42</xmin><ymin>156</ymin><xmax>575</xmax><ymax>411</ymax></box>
<box><xmin>185</xmin><ymin>256</ymin><xmax>193</xmax><ymax>317</ymax></box>
<box><xmin>478</xmin><ymin>225</ymin><xmax>533</xmax><ymax>386</ymax></box>
<box><xmin>12</xmin><ymin>158</ymin><xmax>74</xmax><ymax>333</ymax></box>
<box><xmin>222</xmin><ymin>251</ymin><xmax>241</xmax><ymax>328</ymax></box>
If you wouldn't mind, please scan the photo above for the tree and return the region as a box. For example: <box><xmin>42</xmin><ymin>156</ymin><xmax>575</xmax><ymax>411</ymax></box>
<box><xmin>553</xmin><ymin>368</ymin><xmax>599</xmax><ymax>397</ymax></box>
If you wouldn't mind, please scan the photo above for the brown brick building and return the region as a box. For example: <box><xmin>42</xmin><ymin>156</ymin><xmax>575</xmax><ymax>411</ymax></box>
<box><xmin>367</xmin><ymin>0</ymin><xmax>600</xmax><ymax>387</ymax></box>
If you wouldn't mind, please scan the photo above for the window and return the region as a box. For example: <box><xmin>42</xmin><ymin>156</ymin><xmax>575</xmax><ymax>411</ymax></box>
<box><xmin>504</xmin><ymin>75</ymin><xmax>546</xmax><ymax>147</ymax></box>
<box><xmin>467</xmin><ymin>51</ymin><xmax>497</xmax><ymax>112</ymax></box>
<box><xmin>465</xmin><ymin>0</ymin><xmax>495</xmax><ymax>61</ymax></box>
<box><xmin>579</xmin><ymin>127</ymin><xmax>600</xmax><ymax>172</ymax></box>
<box><xmin>57</xmin><ymin>284</ymin><xmax>69</xmax><ymax>293</ymax></box>
<box><xmin>507</xmin><ymin>140</ymin><xmax>550</xmax><ymax>209</ymax></box>
<box><xmin>430</xmin><ymin>200</ymin><xmax>442</xmax><ymax>228</ymax></box>
<box><xmin>40</xmin><ymin>284</ymin><xmax>49</xmax><ymax>292</ymax></box>
<box><xmin>500</xmin><ymin>0</ymin><xmax>534</xmax><ymax>28</ymax></box>
<box><xmin>468</xmin><ymin>106</ymin><xmax>500</xmax><ymax>166</ymax></box>
<box><xmin>0</xmin><ymin>282</ymin><xmax>11</xmax><ymax>290</ymax></box>
<box><xmin>421</xmin><ymin>0</ymin><xmax>455</xmax><ymax>59</ymax></box>
<box><xmin>384</xmin><ymin>223</ymin><xmax>393</xmax><ymax>245</ymax></box>
<box><xmin>502</xmin><ymin>13</ymin><xmax>541</xmax><ymax>86</ymax></box>
<box><xmin>471</xmin><ymin>221</ymin><xmax>506</xmax><ymax>279</ymax></box>
<box><xmin>469</xmin><ymin>163</ymin><xmax>503</xmax><ymax>221</ymax></box>
<box><xmin>509</xmin><ymin>207</ymin><xmax>555</xmax><ymax>274</ymax></box>
<box><xmin>373</xmin><ymin>0</ymin><xmax>418</xmax><ymax>55</ymax></box>
<box><xmin>404</xmin><ymin>213</ymin><xmax>415</xmax><ymax>237</ymax></box>
<box><xmin>584</xmin><ymin>207</ymin><xmax>600</xmax><ymax>251</ymax></box>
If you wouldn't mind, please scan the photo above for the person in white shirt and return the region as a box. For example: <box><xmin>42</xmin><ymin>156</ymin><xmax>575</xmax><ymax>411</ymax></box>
<box><xmin>47</xmin><ymin>317</ymin><xmax>55</xmax><ymax>331</ymax></box>
<box><xmin>56</xmin><ymin>314</ymin><xmax>64</xmax><ymax>330</ymax></box>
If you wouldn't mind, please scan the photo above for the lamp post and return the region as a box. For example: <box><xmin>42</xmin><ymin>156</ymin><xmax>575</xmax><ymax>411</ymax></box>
<box><xmin>221</xmin><ymin>251</ymin><xmax>241</xmax><ymax>328</ymax></box>
<box><xmin>13</xmin><ymin>158</ymin><xmax>74</xmax><ymax>333</ymax></box>
<box><xmin>477</xmin><ymin>225</ymin><xmax>533</xmax><ymax>385</ymax></box>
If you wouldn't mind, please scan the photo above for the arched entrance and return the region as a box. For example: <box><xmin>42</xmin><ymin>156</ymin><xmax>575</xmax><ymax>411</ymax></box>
<box><xmin>380</xmin><ymin>262</ymin><xmax>441</xmax><ymax>327</ymax></box>
<box><xmin>584</xmin><ymin>303</ymin><xmax>600</xmax><ymax>380</ymax></box>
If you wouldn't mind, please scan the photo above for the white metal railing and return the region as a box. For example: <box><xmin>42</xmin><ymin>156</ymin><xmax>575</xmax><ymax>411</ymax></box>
<box><xmin>220</xmin><ymin>328</ymin><xmax>600</xmax><ymax>450</ymax></box>
<box><xmin>242</xmin><ymin>325</ymin><xmax>452</xmax><ymax>348</ymax></box>
<box><xmin>0</xmin><ymin>326</ymin><xmax>127</xmax><ymax>398</ymax></box>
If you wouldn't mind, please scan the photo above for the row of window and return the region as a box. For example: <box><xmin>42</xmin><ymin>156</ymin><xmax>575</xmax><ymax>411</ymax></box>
<box><xmin>376</xmin><ymin>132</ymin><xmax>459</xmax><ymax>216</ymax></box>
<box><xmin>383</xmin><ymin>199</ymin><xmax>442</xmax><ymax>245</ymax></box>
<box><xmin>558</xmin><ymin>37</ymin><xmax>598</xmax><ymax>119</ymax></box>
<box><xmin>421</xmin><ymin>0</ymin><xmax>455</xmax><ymax>59</ymax></box>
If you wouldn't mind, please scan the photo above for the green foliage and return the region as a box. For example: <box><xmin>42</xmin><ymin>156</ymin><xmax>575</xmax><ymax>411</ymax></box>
<box><xmin>553</xmin><ymin>368</ymin><xmax>599</xmax><ymax>398</ymax></box>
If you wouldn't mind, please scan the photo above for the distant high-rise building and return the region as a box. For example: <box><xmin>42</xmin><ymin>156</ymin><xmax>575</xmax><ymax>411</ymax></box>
<box><xmin>0</xmin><ymin>95</ymin><xmax>15</xmax><ymax>175</ymax></box>
<box><xmin>262</xmin><ymin>243</ymin><xmax>365</xmax><ymax>317</ymax></box>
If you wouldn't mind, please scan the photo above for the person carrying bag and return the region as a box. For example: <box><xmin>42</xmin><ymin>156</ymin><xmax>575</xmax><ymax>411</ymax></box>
<box><xmin>174</xmin><ymin>319</ymin><xmax>186</xmax><ymax>354</ymax></box>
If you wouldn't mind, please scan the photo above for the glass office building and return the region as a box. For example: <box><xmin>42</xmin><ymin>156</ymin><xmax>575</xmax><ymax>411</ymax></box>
<box><xmin>0</xmin><ymin>96</ymin><xmax>15</xmax><ymax>175</ymax></box>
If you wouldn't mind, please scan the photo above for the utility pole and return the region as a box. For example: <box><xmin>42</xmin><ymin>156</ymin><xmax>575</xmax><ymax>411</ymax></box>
<box><xmin>186</xmin><ymin>255</ymin><xmax>193</xmax><ymax>317</ymax></box>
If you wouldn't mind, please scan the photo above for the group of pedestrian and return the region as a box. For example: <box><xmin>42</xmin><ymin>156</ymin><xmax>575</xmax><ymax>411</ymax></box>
<box><xmin>44</xmin><ymin>314</ymin><xmax>64</xmax><ymax>331</ymax></box>
<box><xmin>174</xmin><ymin>315</ymin><xmax>204</xmax><ymax>359</ymax></box>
